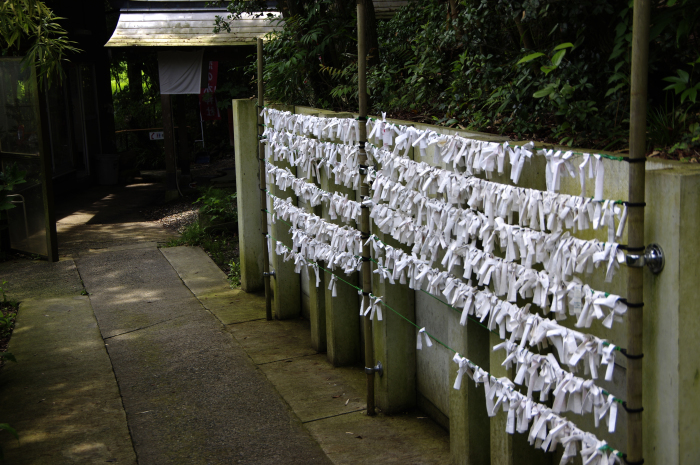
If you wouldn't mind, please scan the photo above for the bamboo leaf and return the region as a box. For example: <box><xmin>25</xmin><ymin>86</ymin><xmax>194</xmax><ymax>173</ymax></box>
<box><xmin>552</xmin><ymin>42</ymin><xmax>574</xmax><ymax>51</ymax></box>
<box><xmin>551</xmin><ymin>50</ymin><xmax>566</xmax><ymax>67</ymax></box>
<box><xmin>516</xmin><ymin>52</ymin><xmax>545</xmax><ymax>65</ymax></box>
<box><xmin>533</xmin><ymin>87</ymin><xmax>555</xmax><ymax>98</ymax></box>
<box><xmin>0</xmin><ymin>424</ymin><xmax>18</xmax><ymax>439</ymax></box>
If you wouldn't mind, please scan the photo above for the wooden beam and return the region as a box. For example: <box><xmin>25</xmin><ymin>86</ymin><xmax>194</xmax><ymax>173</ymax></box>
<box><xmin>161</xmin><ymin>94</ymin><xmax>177</xmax><ymax>192</ymax></box>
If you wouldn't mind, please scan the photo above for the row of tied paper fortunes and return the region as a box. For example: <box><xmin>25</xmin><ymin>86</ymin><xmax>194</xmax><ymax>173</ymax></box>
<box><xmin>262</xmin><ymin>125</ymin><xmax>627</xmax><ymax>245</ymax></box>
<box><xmin>269</xmin><ymin>218</ymin><xmax>621</xmax><ymax>432</ymax></box>
<box><xmin>263</xmin><ymin>107</ymin><xmax>616</xmax><ymax>201</ymax></box>
<box><xmin>269</xmin><ymin>194</ymin><xmax>620</xmax><ymax>381</ymax></box>
<box><xmin>266</xmin><ymin>165</ymin><xmax>627</xmax><ymax>329</ymax></box>
<box><xmin>265</xmin><ymin>215</ymin><xmax>622</xmax><ymax>465</ymax></box>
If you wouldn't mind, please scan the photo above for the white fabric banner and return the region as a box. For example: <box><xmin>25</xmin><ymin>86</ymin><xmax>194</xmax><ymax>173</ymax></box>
<box><xmin>158</xmin><ymin>50</ymin><xmax>204</xmax><ymax>95</ymax></box>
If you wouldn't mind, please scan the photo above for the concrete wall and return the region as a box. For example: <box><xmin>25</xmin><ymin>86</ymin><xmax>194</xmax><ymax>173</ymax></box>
<box><xmin>233</xmin><ymin>101</ymin><xmax>697</xmax><ymax>465</ymax></box>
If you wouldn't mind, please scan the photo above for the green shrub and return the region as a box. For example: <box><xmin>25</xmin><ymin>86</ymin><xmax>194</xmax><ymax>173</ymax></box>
<box><xmin>197</xmin><ymin>187</ymin><xmax>238</xmax><ymax>225</ymax></box>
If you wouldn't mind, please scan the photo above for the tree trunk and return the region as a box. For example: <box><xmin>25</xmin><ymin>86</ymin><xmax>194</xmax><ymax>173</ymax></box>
<box><xmin>514</xmin><ymin>10</ymin><xmax>534</xmax><ymax>50</ymax></box>
<box><xmin>127</xmin><ymin>59</ymin><xmax>143</xmax><ymax>99</ymax></box>
<box><xmin>363</xmin><ymin>0</ymin><xmax>380</xmax><ymax>66</ymax></box>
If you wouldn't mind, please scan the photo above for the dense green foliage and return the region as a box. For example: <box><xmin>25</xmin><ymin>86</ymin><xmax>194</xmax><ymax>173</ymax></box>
<box><xmin>197</xmin><ymin>187</ymin><xmax>238</xmax><ymax>225</ymax></box>
<box><xmin>163</xmin><ymin>188</ymin><xmax>240</xmax><ymax>287</ymax></box>
<box><xmin>243</xmin><ymin>0</ymin><xmax>700</xmax><ymax>151</ymax></box>
<box><xmin>0</xmin><ymin>0</ymin><xmax>80</xmax><ymax>87</ymax></box>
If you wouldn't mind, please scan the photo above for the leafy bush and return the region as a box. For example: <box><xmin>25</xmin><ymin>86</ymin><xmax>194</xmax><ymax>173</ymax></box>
<box><xmin>252</xmin><ymin>0</ymin><xmax>700</xmax><ymax>151</ymax></box>
<box><xmin>228</xmin><ymin>260</ymin><xmax>241</xmax><ymax>288</ymax></box>
<box><xmin>197</xmin><ymin>187</ymin><xmax>238</xmax><ymax>224</ymax></box>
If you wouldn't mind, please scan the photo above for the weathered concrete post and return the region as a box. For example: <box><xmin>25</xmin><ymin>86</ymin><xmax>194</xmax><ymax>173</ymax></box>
<box><xmin>267</xmin><ymin>104</ymin><xmax>301</xmax><ymax>320</ymax></box>
<box><xmin>319</xmin><ymin>112</ymin><xmax>361</xmax><ymax>367</ymax></box>
<box><xmin>488</xmin><ymin>332</ymin><xmax>550</xmax><ymax>465</ymax></box>
<box><xmin>161</xmin><ymin>94</ymin><xmax>179</xmax><ymax>201</ymax></box>
<box><xmin>371</xmin><ymin>233</ymin><xmax>416</xmax><ymax>413</ymax></box>
<box><xmin>293</xmin><ymin>109</ymin><xmax>326</xmax><ymax>351</ymax></box>
<box><xmin>233</xmin><ymin>98</ymin><xmax>263</xmax><ymax>292</ymax></box>
<box><xmin>644</xmin><ymin>162</ymin><xmax>700</xmax><ymax>465</ymax></box>
<box><xmin>448</xmin><ymin>315</ymin><xmax>490</xmax><ymax>465</ymax></box>
<box><xmin>369</xmin><ymin>138</ymin><xmax>416</xmax><ymax>414</ymax></box>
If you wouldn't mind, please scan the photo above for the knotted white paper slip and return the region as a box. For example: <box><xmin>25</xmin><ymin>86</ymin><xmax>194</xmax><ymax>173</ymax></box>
<box><xmin>450</xmin><ymin>352</ymin><xmax>621</xmax><ymax>465</ymax></box>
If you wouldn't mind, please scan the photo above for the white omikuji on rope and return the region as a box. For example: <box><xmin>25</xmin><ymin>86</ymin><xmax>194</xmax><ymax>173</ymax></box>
<box><xmin>266</xmin><ymin>152</ymin><xmax>625</xmax><ymax>297</ymax></box>
<box><xmin>451</xmin><ymin>353</ymin><xmax>621</xmax><ymax>465</ymax></box>
<box><xmin>267</xmin><ymin>220</ymin><xmax>624</xmax><ymax>464</ymax></box>
<box><xmin>262</xmin><ymin>107</ymin><xmax>361</xmax><ymax>145</ymax></box>
<box><xmin>368</xmin><ymin>200</ymin><xmax>627</xmax><ymax>328</ymax></box>
<box><xmin>265</xmin><ymin>161</ymin><xmax>627</xmax><ymax>329</ymax></box>
<box><xmin>369</xmin><ymin>145</ymin><xmax>627</xmax><ymax>242</ymax></box>
<box><xmin>262</xmin><ymin>107</ymin><xmax>541</xmax><ymax>185</ymax></box>
<box><xmin>371</xmin><ymin>168</ymin><xmax>626</xmax><ymax>245</ymax></box>
<box><xmin>269</xmin><ymin>195</ymin><xmax>362</xmax><ymax>256</ymax></box>
<box><xmin>268</xmin><ymin>194</ymin><xmax>619</xmax><ymax>383</ymax></box>
<box><xmin>269</xmin><ymin>188</ymin><xmax>625</xmax><ymax>337</ymax></box>
<box><xmin>263</xmin><ymin>122</ymin><xmax>627</xmax><ymax>244</ymax></box>
<box><xmin>369</xmin><ymin>238</ymin><xmax>619</xmax><ymax>382</ymax></box>
<box><xmin>264</xmin><ymin>132</ymin><xmax>369</xmax><ymax>191</ymax></box>
<box><xmin>368</xmin><ymin>190</ymin><xmax>625</xmax><ymax>283</ymax></box>
<box><xmin>540</xmin><ymin>149</ymin><xmax>610</xmax><ymax>200</ymax></box>
<box><xmin>265</xmin><ymin>163</ymin><xmax>363</xmax><ymax>223</ymax></box>
<box><xmin>263</xmin><ymin>108</ymin><xmax>618</xmax><ymax>200</ymax></box>
<box><xmin>493</xmin><ymin>340</ymin><xmax>619</xmax><ymax>433</ymax></box>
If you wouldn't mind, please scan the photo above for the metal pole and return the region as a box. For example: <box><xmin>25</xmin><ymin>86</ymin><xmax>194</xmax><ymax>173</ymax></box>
<box><xmin>258</xmin><ymin>38</ymin><xmax>273</xmax><ymax>321</ymax></box>
<box><xmin>357</xmin><ymin>0</ymin><xmax>375</xmax><ymax>417</ymax></box>
<box><xmin>627</xmin><ymin>0</ymin><xmax>650</xmax><ymax>462</ymax></box>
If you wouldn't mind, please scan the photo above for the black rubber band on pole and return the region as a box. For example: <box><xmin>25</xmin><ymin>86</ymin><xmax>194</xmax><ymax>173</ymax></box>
<box><xmin>622</xmin><ymin>157</ymin><xmax>647</xmax><ymax>164</ymax></box>
<box><xmin>360</xmin><ymin>233</ymin><xmax>371</xmax><ymax>239</ymax></box>
<box><xmin>618</xmin><ymin>245</ymin><xmax>646</xmax><ymax>252</ymax></box>
<box><xmin>622</xmin><ymin>402</ymin><xmax>644</xmax><ymax>414</ymax></box>
<box><xmin>622</xmin><ymin>454</ymin><xmax>644</xmax><ymax>465</ymax></box>
<box><xmin>622</xmin><ymin>201</ymin><xmax>646</xmax><ymax>207</ymax></box>
<box><xmin>362</xmin><ymin>291</ymin><xmax>370</xmax><ymax>296</ymax></box>
<box><xmin>620</xmin><ymin>348</ymin><xmax>644</xmax><ymax>360</ymax></box>
<box><xmin>361</xmin><ymin>257</ymin><xmax>372</xmax><ymax>262</ymax></box>
<box><xmin>357</xmin><ymin>116</ymin><xmax>367</xmax><ymax>121</ymax></box>
<box><xmin>619</xmin><ymin>299</ymin><xmax>644</xmax><ymax>308</ymax></box>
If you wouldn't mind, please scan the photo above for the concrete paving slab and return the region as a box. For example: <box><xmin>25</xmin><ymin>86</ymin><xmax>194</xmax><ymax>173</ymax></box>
<box><xmin>59</xmin><ymin>222</ymin><xmax>174</xmax><ymax>254</ymax></box>
<box><xmin>55</xmin><ymin>183</ymin><xmax>167</xmax><ymax>225</ymax></box>
<box><xmin>195</xmin><ymin>291</ymin><xmax>267</xmax><ymax>325</ymax></box>
<box><xmin>85</xmin><ymin>241</ymin><xmax>161</xmax><ymax>255</ymax></box>
<box><xmin>227</xmin><ymin>319</ymin><xmax>318</xmax><ymax>364</ymax></box>
<box><xmin>161</xmin><ymin>246</ymin><xmax>267</xmax><ymax>324</ymax></box>
<box><xmin>259</xmin><ymin>354</ymin><xmax>366</xmax><ymax>422</ymax></box>
<box><xmin>103</xmin><ymin>304</ymin><xmax>331</xmax><ymax>465</ymax></box>
<box><xmin>0</xmin><ymin>296</ymin><xmax>136</xmax><ymax>464</ymax></box>
<box><xmin>160</xmin><ymin>246</ymin><xmax>228</xmax><ymax>295</ymax></box>
<box><xmin>0</xmin><ymin>258</ymin><xmax>84</xmax><ymax>302</ymax></box>
<box><xmin>77</xmin><ymin>247</ymin><xmax>203</xmax><ymax>339</ymax></box>
<box><xmin>304</xmin><ymin>411</ymin><xmax>450</xmax><ymax>465</ymax></box>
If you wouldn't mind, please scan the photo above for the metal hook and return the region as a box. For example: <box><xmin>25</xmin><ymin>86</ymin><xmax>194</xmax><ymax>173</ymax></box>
<box><xmin>625</xmin><ymin>243</ymin><xmax>664</xmax><ymax>274</ymax></box>
<box><xmin>365</xmin><ymin>361</ymin><xmax>383</xmax><ymax>377</ymax></box>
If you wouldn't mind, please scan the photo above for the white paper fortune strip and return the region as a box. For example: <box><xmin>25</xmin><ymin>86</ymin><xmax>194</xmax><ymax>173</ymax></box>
<box><xmin>450</xmin><ymin>352</ymin><xmax>621</xmax><ymax>465</ymax></box>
